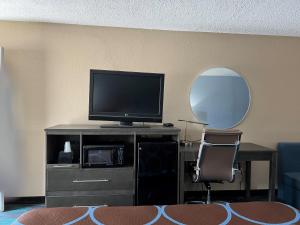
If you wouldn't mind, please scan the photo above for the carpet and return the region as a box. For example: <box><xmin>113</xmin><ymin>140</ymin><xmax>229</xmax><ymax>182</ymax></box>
<box><xmin>0</xmin><ymin>204</ymin><xmax>43</xmax><ymax>225</ymax></box>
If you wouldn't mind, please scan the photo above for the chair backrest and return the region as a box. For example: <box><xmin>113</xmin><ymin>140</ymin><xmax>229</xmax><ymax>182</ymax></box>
<box><xmin>196</xmin><ymin>129</ymin><xmax>242</xmax><ymax>182</ymax></box>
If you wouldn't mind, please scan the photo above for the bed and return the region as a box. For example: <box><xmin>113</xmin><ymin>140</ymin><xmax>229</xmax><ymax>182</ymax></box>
<box><xmin>13</xmin><ymin>202</ymin><xmax>300</xmax><ymax>225</ymax></box>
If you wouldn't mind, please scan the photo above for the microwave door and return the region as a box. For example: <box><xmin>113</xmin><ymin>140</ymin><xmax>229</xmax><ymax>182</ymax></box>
<box><xmin>88</xmin><ymin>149</ymin><xmax>113</xmax><ymax>166</ymax></box>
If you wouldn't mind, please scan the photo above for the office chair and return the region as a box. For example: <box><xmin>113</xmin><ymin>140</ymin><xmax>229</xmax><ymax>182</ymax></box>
<box><xmin>193</xmin><ymin>128</ymin><xmax>242</xmax><ymax>204</ymax></box>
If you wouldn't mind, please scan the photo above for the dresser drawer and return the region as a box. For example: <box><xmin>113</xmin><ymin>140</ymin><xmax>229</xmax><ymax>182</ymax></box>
<box><xmin>46</xmin><ymin>192</ymin><xmax>133</xmax><ymax>207</ymax></box>
<box><xmin>47</xmin><ymin>167</ymin><xmax>134</xmax><ymax>192</ymax></box>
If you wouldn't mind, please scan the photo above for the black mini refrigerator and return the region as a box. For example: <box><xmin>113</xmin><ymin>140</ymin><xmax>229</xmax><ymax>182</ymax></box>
<box><xmin>136</xmin><ymin>141</ymin><xmax>178</xmax><ymax>205</ymax></box>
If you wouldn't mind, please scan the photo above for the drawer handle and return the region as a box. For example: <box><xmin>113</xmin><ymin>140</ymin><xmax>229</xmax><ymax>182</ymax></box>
<box><xmin>53</xmin><ymin>165</ymin><xmax>73</xmax><ymax>168</ymax></box>
<box><xmin>72</xmin><ymin>179</ymin><xmax>110</xmax><ymax>183</ymax></box>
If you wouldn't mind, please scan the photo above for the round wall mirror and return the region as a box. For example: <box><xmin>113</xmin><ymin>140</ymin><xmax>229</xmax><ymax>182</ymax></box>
<box><xmin>190</xmin><ymin>67</ymin><xmax>251</xmax><ymax>129</ymax></box>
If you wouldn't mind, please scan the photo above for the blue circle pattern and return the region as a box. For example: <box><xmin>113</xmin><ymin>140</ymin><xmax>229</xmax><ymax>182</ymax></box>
<box><xmin>12</xmin><ymin>202</ymin><xmax>300</xmax><ymax>225</ymax></box>
<box><xmin>144</xmin><ymin>206</ymin><xmax>163</xmax><ymax>225</ymax></box>
<box><xmin>159</xmin><ymin>205</ymin><xmax>184</xmax><ymax>225</ymax></box>
<box><xmin>63</xmin><ymin>206</ymin><xmax>105</xmax><ymax>225</ymax></box>
<box><xmin>216</xmin><ymin>203</ymin><xmax>232</xmax><ymax>225</ymax></box>
<box><xmin>226</xmin><ymin>202</ymin><xmax>300</xmax><ymax>225</ymax></box>
<box><xmin>144</xmin><ymin>204</ymin><xmax>232</xmax><ymax>225</ymax></box>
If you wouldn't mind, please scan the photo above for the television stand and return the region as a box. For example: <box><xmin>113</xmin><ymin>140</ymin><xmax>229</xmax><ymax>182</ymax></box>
<box><xmin>45</xmin><ymin>124</ymin><xmax>180</xmax><ymax>207</ymax></box>
<box><xmin>101</xmin><ymin>122</ymin><xmax>150</xmax><ymax>128</ymax></box>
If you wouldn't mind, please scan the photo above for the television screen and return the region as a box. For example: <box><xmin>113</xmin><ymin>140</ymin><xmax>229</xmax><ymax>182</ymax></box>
<box><xmin>89</xmin><ymin>70</ymin><xmax>164</xmax><ymax>124</ymax></box>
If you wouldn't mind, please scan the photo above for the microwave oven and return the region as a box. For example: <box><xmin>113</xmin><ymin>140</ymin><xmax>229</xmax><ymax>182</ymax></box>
<box><xmin>83</xmin><ymin>145</ymin><xmax>124</xmax><ymax>168</ymax></box>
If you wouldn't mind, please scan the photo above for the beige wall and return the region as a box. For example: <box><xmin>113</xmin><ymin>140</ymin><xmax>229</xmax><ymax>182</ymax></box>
<box><xmin>1</xmin><ymin>21</ymin><xmax>300</xmax><ymax>196</ymax></box>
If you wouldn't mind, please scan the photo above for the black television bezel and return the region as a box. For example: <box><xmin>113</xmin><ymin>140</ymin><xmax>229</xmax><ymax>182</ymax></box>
<box><xmin>89</xmin><ymin>69</ymin><xmax>164</xmax><ymax>123</ymax></box>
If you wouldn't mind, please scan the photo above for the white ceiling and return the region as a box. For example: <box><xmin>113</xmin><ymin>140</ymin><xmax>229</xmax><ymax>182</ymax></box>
<box><xmin>1</xmin><ymin>0</ymin><xmax>300</xmax><ymax>37</ymax></box>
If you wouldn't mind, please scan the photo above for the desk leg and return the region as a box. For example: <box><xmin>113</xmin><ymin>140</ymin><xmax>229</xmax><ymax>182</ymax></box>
<box><xmin>179</xmin><ymin>154</ymin><xmax>185</xmax><ymax>204</ymax></box>
<box><xmin>245</xmin><ymin>161</ymin><xmax>251</xmax><ymax>199</ymax></box>
<box><xmin>269</xmin><ymin>153</ymin><xmax>277</xmax><ymax>201</ymax></box>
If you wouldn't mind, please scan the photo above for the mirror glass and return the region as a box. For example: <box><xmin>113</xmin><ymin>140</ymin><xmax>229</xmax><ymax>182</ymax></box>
<box><xmin>190</xmin><ymin>67</ymin><xmax>250</xmax><ymax>129</ymax></box>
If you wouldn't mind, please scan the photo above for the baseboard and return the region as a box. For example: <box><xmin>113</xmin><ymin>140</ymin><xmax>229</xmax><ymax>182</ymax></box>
<box><xmin>5</xmin><ymin>196</ymin><xmax>45</xmax><ymax>205</ymax></box>
<box><xmin>185</xmin><ymin>189</ymin><xmax>276</xmax><ymax>202</ymax></box>
<box><xmin>5</xmin><ymin>190</ymin><xmax>275</xmax><ymax>205</ymax></box>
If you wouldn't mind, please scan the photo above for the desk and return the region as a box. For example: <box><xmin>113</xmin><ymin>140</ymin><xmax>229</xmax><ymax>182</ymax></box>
<box><xmin>179</xmin><ymin>142</ymin><xmax>277</xmax><ymax>203</ymax></box>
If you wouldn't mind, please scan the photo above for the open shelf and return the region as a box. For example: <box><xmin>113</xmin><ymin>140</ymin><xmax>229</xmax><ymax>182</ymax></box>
<box><xmin>47</xmin><ymin>134</ymin><xmax>80</xmax><ymax>164</ymax></box>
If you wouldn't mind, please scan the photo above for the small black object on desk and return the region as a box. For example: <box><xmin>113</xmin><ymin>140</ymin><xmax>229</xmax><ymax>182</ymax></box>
<box><xmin>163</xmin><ymin>123</ymin><xmax>174</xmax><ymax>127</ymax></box>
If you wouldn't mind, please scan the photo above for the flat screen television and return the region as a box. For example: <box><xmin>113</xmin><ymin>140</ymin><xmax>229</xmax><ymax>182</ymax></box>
<box><xmin>89</xmin><ymin>69</ymin><xmax>164</xmax><ymax>127</ymax></box>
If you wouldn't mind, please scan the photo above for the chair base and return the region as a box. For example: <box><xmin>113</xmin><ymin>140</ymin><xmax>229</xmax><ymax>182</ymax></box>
<box><xmin>205</xmin><ymin>182</ymin><xmax>211</xmax><ymax>204</ymax></box>
<box><xmin>186</xmin><ymin>182</ymin><xmax>212</xmax><ymax>204</ymax></box>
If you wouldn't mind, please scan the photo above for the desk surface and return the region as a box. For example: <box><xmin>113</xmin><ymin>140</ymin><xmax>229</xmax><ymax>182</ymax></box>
<box><xmin>181</xmin><ymin>142</ymin><xmax>277</xmax><ymax>162</ymax></box>
<box><xmin>181</xmin><ymin>142</ymin><xmax>276</xmax><ymax>153</ymax></box>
